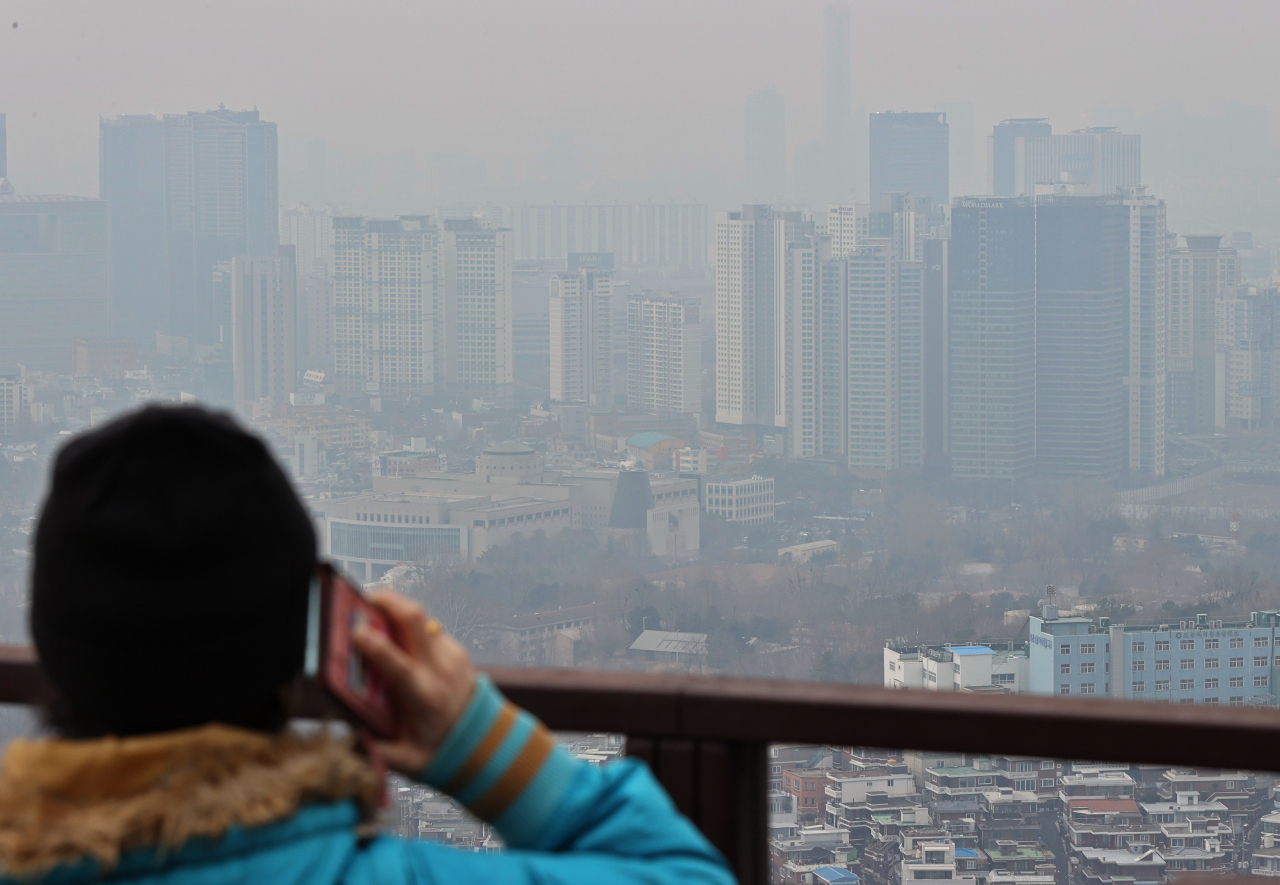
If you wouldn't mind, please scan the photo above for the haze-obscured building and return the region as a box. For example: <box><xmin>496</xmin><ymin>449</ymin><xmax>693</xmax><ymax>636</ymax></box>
<box><xmin>627</xmin><ymin>293</ymin><xmax>701</xmax><ymax>416</ymax></box>
<box><xmin>231</xmin><ymin>246</ymin><xmax>297</xmax><ymax>415</ymax></box>
<box><xmin>1170</xmin><ymin>235</ymin><xmax>1238</xmax><ymax>433</ymax></box>
<box><xmin>869</xmin><ymin>112</ymin><xmax>949</xmax><ymax>208</ymax></box>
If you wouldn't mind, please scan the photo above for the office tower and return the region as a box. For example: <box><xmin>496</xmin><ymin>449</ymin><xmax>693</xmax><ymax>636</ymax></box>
<box><xmin>500</xmin><ymin>204</ymin><xmax>709</xmax><ymax>266</ymax></box>
<box><xmin>100</xmin><ymin>109</ymin><xmax>279</xmax><ymax>345</ymax></box>
<box><xmin>822</xmin><ymin>203</ymin><xmax>867</xmax><ymax>259</ymax></box>
<box><xmin>868</xmin><ymin>193</ymin><xmax>939</xmax><ymax>262</ymax></box>
<box><xmin>231</xmin><ymin>247</ymin><xmax>297</xmax><ymax>414</ymax></box>
<box><xmin>1169</xmin><ymin>235</ymin><xmax>1237</xmax><ymax>432</ymax></box>
<box><xmin>627</xmin><ymin>294</ymin><xmax>701</xmax><ymax>416</ymax></box>
<box><xmin>744</xmin><ymin>88</ymin><xmax>785</xmax><ymax>204</ymax></box>
<box><xmin>869</xmin><ymin>112</ymin><xmax>949</xmax><ymax>207</ymax></box>
<box><xmin>279</xmin><ymin>204</ymin><xmax>337</xmax><ymax>279</ymax></box>
<box><xmin>948</xmin><ymin>197</ymin><xmax>1037</xmax><ymax>480</ymax></box>
<box><xmin>549</xmin><ymin>268</ymin><xmax>612</xmax><ymax>405</ymax></box>
<box><xmin>0</xmin><ymin>194</ymin><xmax>110</xmax><ymax>371</ymax></box>
<box><xmin>822</xmin><ymin>4</ymin><xmax>862</xmax><ymax>201</ymax></box>
<box><xmin>1123</xmin><ymin>187</ymin><xmax>1168</xmax><ymax>475</ymax></box>
<box><xmin>1034</xmin><ymin>194</ymin><xmax>1129</xmax><ymax>476</ymax></box>
<box><xmin>992</xmin><ymin>122</ymin><xmax>1141</xmax><ymax>197</ymax></box>
<box><xmin>989</xmin><ymin>119</ymin><xmax>1052</xmax><ymax>195</ymax></box>
<box><xmin>776</xmin><ymin>236</ymin><xmax>820</xmax><ymax>457</ymax></box>
<box><xmin>297</xmin><ymin>274</ymin><xmax>334</xmax><ymax>373</ymax></box>
<box><xmin>1216</xmin><ymin>283</ymin><xmax>1279</xmax><ymax>430</ymax></box>
<box><xmin>440</xmin><ymin>219</ymin><xmax>513</xmax><ymax>397</ymax></box>
<box><xmin>715</xmin><ymin>206</ymin><xmax>810</xmax><ymax>426</ymax></box>
<box><xmin>333</xmin><ymin>216</ymin><xmax>440</xmax><ymax>396</ymax></box>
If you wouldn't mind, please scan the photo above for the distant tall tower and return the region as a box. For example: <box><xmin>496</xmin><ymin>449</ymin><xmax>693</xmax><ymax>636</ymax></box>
<box><xmin>100</xmin><ymin>109</ymin><xmax>279</xmax><ymax>346</ymax></box>
<box><xmin>821</xmin><ymin>5</ymin><xmax>863</xmax><ymax>201</ymax></box>
<box><xmin>989</xmin><ymin>119</ymin><xmax>1052</xmax><ymax>195</ymax></box>
<box><xmin>231</xmin><ymin>246</ymin><xmax>297</xmax><ymax>415</ymax></box>
<box><xmin>744</xmin><ymin>88</ymin><xmax>786</xmax><ymax>204</ymax></box>
<box><xmin>440</xmin><ymin>219</ymin><xmax>513</xmax><ymax>398</ymax></box>
<box><xmin>1169</xmin><ymin>235</ymin><xmax>1237</xmax><ymax>433</ymax></box>
<box><xmin>934</xmin><ymin>102</ymin><xmax>976</xmax><ymax>196</ymax></box>
<box><xmin>1123</xmin><ymin>187</ymin><xmax>1168</xmax><ymax>476</ymax></box>
<box><xmin>870</xmin><ymin>112</ymin><xmax>949</xmax><ymax>207</ymax></box>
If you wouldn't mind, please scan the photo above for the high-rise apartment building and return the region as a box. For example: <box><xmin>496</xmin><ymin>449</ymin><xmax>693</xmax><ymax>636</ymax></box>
<box><xmin>948</xmin><ymin>198</ymin><xmax>1037</xmax><ymax>481</ymax></box>
<box><xmin>279</xmin><ymin>204</ymin><xmax>338</xmax><ymax>279</ymax></box>
<box><xmin>231</xmin><ymin>247</ymin><xmax>297</xmax><ymax>414</ymax></box>
<box><xmin>991</xmin><ymin>121</ymin><xmax>1141</xmax><ymax>197</ymax></box>
<box><xmin>100</xmin><ymin>109</ymin><xmax>278</xmax><ymax>345</ymax></box>
<box><xmin>1214</xmin><ymin>283</ymin><xmax>1276</xmax><ymax>430</ymax></box>
<box><xmin>715</xmin><ymin>206</ymin><xmax>810</xmax><ymax>427</ymax></box>
<box><xmin>1169</xmin><ymin>235</ymin><xmax>1237</xmax><ymax>432</ymax></box>
<box><xmin>744</xmin><ymin>88</ymin><xmax>785</xmax><ymax>204</ymax></box>
<box><xmin>1123</xmin><ymin>187</ymin><xmax>1169</xmax><ymax>476</ymax></box>
<box><xmin>549</xmin><ymin>268</ymin><xmax>612</xmax><ymax>405</ymax></box>
<box><xmin>0</xmin><ymin>367</ymin><xmax>26</xmax><ymax>439</ymax></box>
<box><xmin>776</xmin><ymin>236</ymin><xmax>821</xmax><ymax>458</ymax></box>
<box><xmin>0</xmin><ymin>194</ymin><xmax>110</xmax><ymax>371</ymax></box>
<box><xmin>297</xmin><ymin>274</ymin><xmax>334</xmax><ymax>373</ymax></box>
<box><xmin>500</xmin><ymin>204</ymin><xmax>709</xmax><ymax>266</ymax></box>
<box><xmin>821</xmin><ymin>203</ymin><xmax>867</xmax><ymax>259</ymax></box>
<box><xmin>333</xmin><ymin>216</ymin><xmax>440</xmax><ymax>396</ymax></box>
<box><xmin>440</xmin><ymin>219</ymin><xmax>513</xmax><ymax>397</ymax></box>
<box><xmin>988</xmin><ymin>119</ymin><xmax>1052</xmax><ymax>195</ymax></box>
<box><xmin>627</xmin><ymin>294</ymin><xmax>701</xmax><ymax>416</ymax></box>
<box><xmin>869</xmin><ymin>112</ymin><xmax>949</xmax><ymax>207</ymax></box>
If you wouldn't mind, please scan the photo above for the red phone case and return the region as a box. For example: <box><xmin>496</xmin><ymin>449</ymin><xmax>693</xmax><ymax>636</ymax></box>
<box><xmin>317</xmin><ymin>564</ymin><xmax>398</xmax><ymax>737</ymax></box>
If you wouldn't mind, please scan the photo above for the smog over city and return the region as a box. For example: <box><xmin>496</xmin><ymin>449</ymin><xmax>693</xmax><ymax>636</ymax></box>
<box><xmin>2</xmin><ymin>2</ymin><xmax>1280</xmax><ymax>879</ymax></box>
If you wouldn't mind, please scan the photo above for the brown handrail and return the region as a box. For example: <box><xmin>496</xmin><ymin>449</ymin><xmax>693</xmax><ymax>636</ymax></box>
<box><xmin>5</xmin><ymin>644</ymin><xmax>1280</xmax><ymax>885</ymax></box>
<box><xmin>5</xmin><ymin>644</ymin><xmax>1280</xmax><ymax>768</ymax></box>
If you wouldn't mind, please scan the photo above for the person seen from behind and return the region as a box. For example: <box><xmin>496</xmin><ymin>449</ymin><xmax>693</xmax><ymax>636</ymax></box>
<box><xmin>0</xmin><ymin>405</ymin><xmax>736</xmax><ymax>885</ymax></box>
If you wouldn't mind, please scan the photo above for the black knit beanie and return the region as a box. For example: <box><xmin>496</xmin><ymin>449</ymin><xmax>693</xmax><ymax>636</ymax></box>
<box><xmin>31</xmin><ymin>405</ymin><xmax>316</xmax><ymax>735</ymax></box>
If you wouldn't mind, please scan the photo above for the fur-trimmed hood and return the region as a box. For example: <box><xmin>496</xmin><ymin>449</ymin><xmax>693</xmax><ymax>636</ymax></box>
<box><xmin>0</xmin><ymin>724</ymin><xmax>381</xmax><ymax>878</ymax></box>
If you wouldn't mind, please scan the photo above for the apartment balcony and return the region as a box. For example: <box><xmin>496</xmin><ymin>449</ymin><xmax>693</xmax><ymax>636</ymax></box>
<box><xmin>2</xmin><ymin>644</ymin><xmax>1280</xmax><ymax>885</ymax></box>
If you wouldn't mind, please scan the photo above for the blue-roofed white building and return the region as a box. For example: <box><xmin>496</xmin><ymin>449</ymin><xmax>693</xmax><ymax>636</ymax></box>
<box><xmin>884</xmin><ymin>642</ymin><xmax>1029</xmax><ymax>692</ymax></box>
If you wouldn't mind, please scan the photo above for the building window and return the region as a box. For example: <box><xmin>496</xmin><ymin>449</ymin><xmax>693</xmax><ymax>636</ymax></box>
<box><xmin>1080</xmin><ymin>662</ymin><xmax>1095</xmax><ymax>674</ymax></box>
<box><xmin>1133</xmin><ymin>660</ymin><xmax>1146</xmax><ymax>672</ymax></box>
<box><xmin>1230</xmin><ymin>676</ymin><xmax>1245</xmax><ymax>688</ymax></box>
<box><xmin>1231</xmin><ymin>637</ymin><xmax>1245</xmax><ymax>649</ymax></box>
<box><xmin>1255</xmin><ymin>675</ymin><xmax>1269</xmax><ymax>687</ymax></box>
<box><xmin>1257</xmin><ymin>637</ymin><xmax>1271</xmax><ymax>648</ymax></box>
<box><xmin>1204</xmin><ymin>678</ymin><xmax>1219</xmax><ymax>690</ymax></box>
<box><xmin>1204</xmin><ymin>697</ymin><xmax>1219</xmax><ymax>705</ymax></box>
<box><xmin>1060</xmin><ymin>663</ymin><xmax>1071</xmax><ymax>675</ymax></box>
<box><xmin>1205</xmin><ymin>639</ymin><xmax>1219</xmax><ymax>650</ymax></box>
<box><xmin>1132</xmin><ymin>641</ymin><xmax>1146</xmax><ymax>653</ymax></box>
<box><xmin>1040</xmin><ymin>760</ymin><xmax>1055</xmax><ymax>770</ymax></box>
<box><xmin>1230</xmin><ymin>696</ymin><xmax>1246</xmax><ymax>706</ymax></box>
<box><xmin>1180</xmin><ymin>658</ymin><xmax>1195</xmax><ymax>670</ymax></box>
<box><xmin>1081</xmin><ymin>643</ymin><xmax>1095</xmax><ymax>655</ymax></box>
<box><xmin>1080</xmin><ymin>683</ymin><xmax>1096</xmax><ymax>694</ymax></box>
<box><xmin>1256</xmin><ymin>656</ymin><xmax>1270</xmax><ymax>668</ymax></box>
<box><xmin>1205</xmin><ymin>658</ymin><xmax>1219</xmax><ymax>669</ymax></box>
<box><xmin>1230</xmin><ymin>657</ymin><xmax>1245</xmax><ymax>668</ymax></box>
<box><xmin>1060</xmin><ymin>644</ymin><xmax>1071</xmax><ymax>656</ymax></box>
<box><xmin>1041</xmin><ymin>778</ymin><xmax>1055</xmax><ymax>788</ymax></box>
<box><xmin>1179</xmin><ymin>679</ymin><xmax>1194</xmax><ymax>690</ymax></box>
<box><xmin>1156</xmin><ymin>660</ymin><xmax>1170</xmax><ymax>670</ymax></box>
<box><xmin>1132</xmin><ymin>681</ymin><xmax>1145</xmax><ymax>692</ymax></box>
<box><xmin>1156</xmin><ymin>640</ymin><xmax>1171</xmax><ymax>651</ymax></box>
<box><xmin>1155</xmin><ymin>680</ymin><xmax>1171</xmax><ymax>691</ymax></box>
<box><xmin>1180</xmin><ymin>639</ymin><xmax>1195</xmax><ymax>650</ymax></box>
<box><xmin>1179</xmin><ymin>698</ymin><xmax>1195</xmax><ymax>704</ymax></box>
<box><xmin>1060</xmin><ymin>684</ymin><xmax>1070</xmax><ymax>695</ymax></box>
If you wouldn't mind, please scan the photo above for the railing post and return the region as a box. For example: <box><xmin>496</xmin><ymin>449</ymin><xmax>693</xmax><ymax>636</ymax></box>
<box><xmin>627</xmin><ymin>736</ymin><xmax>768</xmax><ymax>885</ymax></box>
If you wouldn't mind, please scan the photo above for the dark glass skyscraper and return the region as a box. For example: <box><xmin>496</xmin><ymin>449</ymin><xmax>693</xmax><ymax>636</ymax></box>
<box><xmin>989</xmin><ymin>118</ymin><xmax>1051</xmax><ymax>195</ymax></box>
<box><xmin>869</xmin><ymin>111</ymin><xmax>949</xmax><ymax>207</ymax></box>
<box><xmin>100</xmin><ymin>109</ymin><xmax>279</xmax><ymax>346</ymax></box>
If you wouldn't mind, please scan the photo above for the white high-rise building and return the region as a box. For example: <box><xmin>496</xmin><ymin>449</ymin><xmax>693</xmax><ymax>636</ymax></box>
<box><xmin>440</xmin><ymin>219</ymin><xmax>513</xmax><ymax>397</ymax></box>
<box><xmin>333</xmin><ymin>216</ymin><xmax>440</xmax><ymax>396</ymax></box>
<box><xmin>549</xmin><ymin>269</ymin><xmax>612</xmax><ymax>405</ymax></box>
<box><xmin>1169</xmin><ymin>235</ymin><xmax>1237</xmax><ymax>433</ymax></box>
<box><xmin>627</xmin><ymin>294</ymin><xmax>701</xmax><ymax>416</ymax></box>
<box><xmin>776</xmin><ymin>236</ymin><xmax>821</xmax><ymax>457</ymax></box>
<box><xmin>822</xmin><ymin>203</ymin><xmax>867</xmax><ymax>259</ymax></box>
<box><xmin>715</xmin><ymin>206</ymin><xmax>811</xmax><ymax>426</ymax></box>
<box><xmin>1122</xmin><ymin>187</ymin><xmax>1168</xmax><ymax>475</ymax></box>
<box><xmin>231</xmin><ymin>247</ymin><xmax>297</xmax><ymax>415</ymax></box>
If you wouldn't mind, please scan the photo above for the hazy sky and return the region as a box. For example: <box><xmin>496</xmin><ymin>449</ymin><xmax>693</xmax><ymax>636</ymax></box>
<box><xmin>3</xmin><ymin>0</ymin><xmax>1279</xmax><ymax>204</ymax></box>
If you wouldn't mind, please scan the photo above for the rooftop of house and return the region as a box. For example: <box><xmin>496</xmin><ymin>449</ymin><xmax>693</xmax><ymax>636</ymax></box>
<box><xmin>628</xmin><ymin>629</ymin><xmax>709</xmax><ymax>655</ymax></box>
<box><xmin>986</xmin><ymin>843</ymin><xmax>1054</xmax><ymax>860</ymax></box>
<box><xmin>1067</xmin><ymin>799</ymin><xmax>1141</xmax><ymax>813</ymax></box>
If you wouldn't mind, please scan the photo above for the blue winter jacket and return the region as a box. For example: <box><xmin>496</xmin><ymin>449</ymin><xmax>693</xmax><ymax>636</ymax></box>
<box><xmin>0</xmin><ymin>677</ymin><xmax>736</xmax><ymax>885</ymax></box>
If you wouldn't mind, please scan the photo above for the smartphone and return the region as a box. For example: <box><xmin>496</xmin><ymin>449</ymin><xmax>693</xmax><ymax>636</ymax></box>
<box><xmin>304</xmin><ymin>563</ymin><xmax>398</xmax><ymax>737</ymax></box>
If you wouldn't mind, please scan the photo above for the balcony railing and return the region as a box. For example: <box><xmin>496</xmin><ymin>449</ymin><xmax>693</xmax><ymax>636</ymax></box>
<box><xmin>3</xmin><ymin>643</ymin><xmax>1280</xmax><ymax>885</ymax></box>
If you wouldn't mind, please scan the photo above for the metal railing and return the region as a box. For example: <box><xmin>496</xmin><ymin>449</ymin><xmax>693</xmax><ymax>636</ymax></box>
<box><xmin>3</xmin><ymin>645</ymin><xmax>1280</xmax><ymax>884</ymax></box>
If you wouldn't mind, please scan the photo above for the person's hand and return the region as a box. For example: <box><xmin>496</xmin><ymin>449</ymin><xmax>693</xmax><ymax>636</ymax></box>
<box><xmin>352</xmin><ymin>590</ymin><xmax>477</xmax><ymax>775</ymax></box>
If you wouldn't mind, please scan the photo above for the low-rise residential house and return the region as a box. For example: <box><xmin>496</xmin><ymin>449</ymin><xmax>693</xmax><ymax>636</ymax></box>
<box><xmin>901</xmin><ymin>838</ymin><xmax>973</xmax><ymax>885</ymax></box>
<box><xmin>1063</xmin><ymin>798</ymin><xmax>1157</xmax><ymax>857</ymax></box>
<box><xmin>1059</xmin><ymin>769</ymin><xmax>1136</xmax><ymax>804</ymax></box>
<box><xmin>983</xmin><ymin>841</ymin><xmax>1055</xmax><ymax>876</ymax></box>
<box><xmin>926</xmin><ymin>760</ymin><xmax>1002</xmax><ymax>804</ymax></box>
<box><xmin>785</xmin><ymin>769</ymin><xmax>830</xmax><ymax>820</ymax></box>
<box><xmin>991</xmin><ymin>757</ymin><xmax>1062</xmax><ymax>802</ymax></box>
<box><xmin>1158</xmin><ymin>768</ymin><xmax>1261</xmax><ymax>833</ymax></box>
<box><xmin>1071</xmin><ymin>844</ymin><xmax>1165</xmax><ymax>885</ymax></box>
<box><xmin>978</xmin><ymin>789</ymin><xmax>1042</xmax><ymax>849</ymax></box>
<box><xmin>1253</xmin><ymin>811</ymin><xmax>1280</xmax><ymax>876</ymax></box>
